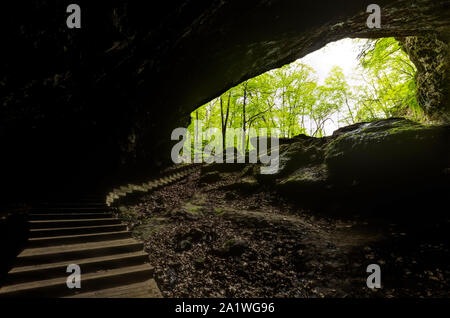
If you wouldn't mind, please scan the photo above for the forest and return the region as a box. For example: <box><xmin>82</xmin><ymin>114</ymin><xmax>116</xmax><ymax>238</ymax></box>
<box><xmin>188</xmin><ymin>37</ymin><xmax>423</xmax><ymax>147</ymax></box>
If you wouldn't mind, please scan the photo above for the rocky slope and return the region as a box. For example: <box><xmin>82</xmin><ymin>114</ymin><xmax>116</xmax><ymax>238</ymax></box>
<box><xmin>121</xmin><ymin>155</ymin><xmax>450</xmax><ymax>297</ymax></box>
<box><xmin>204</xmin><ymin>118</ymin><xmax>450</xmax><ymax>215</ymax></box>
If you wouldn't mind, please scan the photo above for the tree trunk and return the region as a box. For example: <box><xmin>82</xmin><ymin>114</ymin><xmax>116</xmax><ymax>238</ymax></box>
<box><xmin>242</xmin><ymin>82</ymin><xmax>248</xmax><ymax>152</ymax></box>
<box><xmin>220</xmin><ymin>92</ymin><xmax>231</xmax><ymax>154</ymax></box>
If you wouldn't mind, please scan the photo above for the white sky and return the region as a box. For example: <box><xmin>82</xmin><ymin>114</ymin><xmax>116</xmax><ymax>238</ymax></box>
<box><xmin>298</xmin><ymin>38</ymin><xmax>364</xmax><ymax>135</ymax></box>
<box><xmin>197</xmin><ymin>38</ymin><xmax>367</xmax><ymax>137</ymax></box>
<box><xmin>300</xmin><ymin>38</ymin><xmax>363</xmax><ymax>86</ymax></box>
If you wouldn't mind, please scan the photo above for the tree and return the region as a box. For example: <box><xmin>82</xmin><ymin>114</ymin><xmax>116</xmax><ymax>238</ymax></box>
<box><xmin>324</xmin><ymin>66</ymin><xmax>355</xmax><ymax>125</ymax></box>
<box><xmin>188</xmin><ymin>37</ymin><xmax>421</xmax><ymax>141</ymax></box>
<box><xmin>356</xmin><ymin>37</ymin><xmax>421</xmax><ymax>121</ymax></box>
<box><xmin>220</xmin><ymin>91</ymin><xmax>231</xmax><ymax>154</ymax></box>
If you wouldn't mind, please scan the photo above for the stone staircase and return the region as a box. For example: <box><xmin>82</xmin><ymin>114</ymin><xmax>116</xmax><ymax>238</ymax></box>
<box><xmin>0</xmin><ymin>202</ymin><xmax>161</xmax><ymax>298</ymax></box>
<box><xmin>106</xmin><ymin>165</ymin><xmax>197</xmax><ymax>207</ymax></box>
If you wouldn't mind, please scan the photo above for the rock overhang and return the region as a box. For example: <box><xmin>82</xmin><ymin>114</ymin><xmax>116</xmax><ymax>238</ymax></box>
<box><xmin>0</xmin><ymin>0</ymin><xmax>449</xmax><ymax>200</ymax></box>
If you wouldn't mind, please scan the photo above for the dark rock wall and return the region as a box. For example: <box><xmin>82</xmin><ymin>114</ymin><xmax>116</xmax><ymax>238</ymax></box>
<box><xmin>0</xmin><ymin>1</ymin><xmax>449</xmax><ymax>200</ymax></box>
<box><xmin>399</xmin><ymin>35</ymin><xmax>450</xmax><ymax>122</ymax></box>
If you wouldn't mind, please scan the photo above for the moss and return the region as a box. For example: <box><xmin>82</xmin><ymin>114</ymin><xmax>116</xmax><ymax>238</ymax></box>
<box><xmin>399</xmin><ymin>35</ymin><xmax>449</xmax><ymax>122</ymax></box>
<box><xmin>118</xmin><ymin>205</ymin><xmax>138</xmax><ymax>223</ymax></box>
<box><xmin>222</xmin><ymin>239</ymin><xmax>235</xmax><ymax>249</ymax></box>
<box><xmin>132</xmin><ymin>217</ymin><xmax>169</xmax><ymax>240</ymax></box>
<box><xmin>324</xmin><ymin>118</ymin><xmax>449</xmax><ymax>182</ymax></box>
<box><xmin>194</xmin><ymin>257</ymin><xmax>206</xmax><ymax>268</ymax></box>
<box><xmin>214</xmin><ymin>207</ymin><xmax>225</xmax><ymax>215</ymax></box>
<box><xmin>186</xmin><ymin>203</ymin><xmax>203</xmax><ymax>215</ymax></box>
<box><xmin>325</xmin><ymin>119</ymin><xmax>429</xmax><ymax>158</ymax></box>
<box><xmin>220</xmin><ymin>177</ymin><xmax>260</xmax><ymax>192</ymax></box>
<box><xmin>277</xmin><ymin>164</ymin><xmax>329</xmax><ymax>192</ymax></box>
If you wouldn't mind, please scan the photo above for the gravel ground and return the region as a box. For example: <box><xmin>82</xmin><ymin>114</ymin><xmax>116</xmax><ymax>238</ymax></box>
<box><xmin>119</xmin><ymin>168</ymin><xmax>450</xmax><ymax>298</ymax></box>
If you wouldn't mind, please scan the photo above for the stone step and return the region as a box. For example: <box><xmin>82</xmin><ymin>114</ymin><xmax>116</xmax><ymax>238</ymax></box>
<box><xmin>67</xmin><ymin>279</ymin><xmax>162</xmax><ymax>298</ymax></box>
<box><xmin>31</xmin><ymin>207</ymin><xmax>112</xmax><ymax>214</ymax></box>
<box><xmin>15</xmin><ymin>239</ymin><xmax>142</xmax><ymax>266</ymax></box>
<box><xmin>1</xmin><ymin>199</ymin><xmax>161</xmax><ymax>298</ymax></box>
<box><xmin>105</xmin><ymin>166</ymin><xmax>198</xmax><ymax>206</ymax></box>
<box><xmin>5</xmin><ymin>251</ymin><xmax>150</xmax><ymax>284</ymax></box>
<box><xmin>0</xmin><ymin>264</ymin><xmax>154</xmax><ymax>298</ymax></box>
<box><xmin>29</xmin><ymin>213</ymin><xmax>114</xmax><ymax>220</ymax></box>
<box><xmin>30</xmin><ymin>224</ymin><xmax>127</xmax><ymax>237</ymax></box>
<box><xmin>29</xmin><ymin>218</ymin><xmax>121</xmax><ymax>229</ymax></box>
<box><xmin>35</xmin><ymin>202</ymin><xmax>106</xmax><ymax>207</ymax></box>
<box><xmin>28</xmin><ymin>231</ymin><xmax>132</xmax><ymax>247</ymax></box>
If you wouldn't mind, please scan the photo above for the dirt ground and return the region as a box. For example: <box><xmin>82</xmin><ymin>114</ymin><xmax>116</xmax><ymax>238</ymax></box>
<box><xmin>119</xmin><ymin>168</ymin><xmax>450</xmax><ymax>298</ymax></box>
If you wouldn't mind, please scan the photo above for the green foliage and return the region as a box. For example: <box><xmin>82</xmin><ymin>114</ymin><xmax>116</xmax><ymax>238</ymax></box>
<box><xmin>189</xmin><ymin>38</ymin><xmax>423</xmax><ymax>140</ymax></box>
<box><xmin>355</xmin><ymin>37</ymin><xmax>422</xmax><ymax>122</ymax></box>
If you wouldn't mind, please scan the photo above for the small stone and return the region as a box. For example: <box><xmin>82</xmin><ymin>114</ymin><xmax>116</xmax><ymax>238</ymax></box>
<box><xmin>194</xmin><ymin>257</ymin><xmax>206</xmax><ymax>269</ymax></box>
<box><xmin>176</xmin><ymin>239</ymin><xmax>192</xmax><ymax>251</ymax></box>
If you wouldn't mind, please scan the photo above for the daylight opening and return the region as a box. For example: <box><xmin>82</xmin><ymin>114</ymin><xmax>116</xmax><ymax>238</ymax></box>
<box><xmin>188</xmin><ymin>37</ymin><xmax>421</xmax><ymax>143</ymax></box>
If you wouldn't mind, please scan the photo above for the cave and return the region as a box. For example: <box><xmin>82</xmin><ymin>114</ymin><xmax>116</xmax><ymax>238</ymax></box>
<box><xmin>1</xmin><ymin>0</ymin><xmax>448</xmax><ymax>201</ymax></box>
<box><xmin>0</xmin><ymin>0</ymin><xmax>449</xmax><ymax>300</ymax></box>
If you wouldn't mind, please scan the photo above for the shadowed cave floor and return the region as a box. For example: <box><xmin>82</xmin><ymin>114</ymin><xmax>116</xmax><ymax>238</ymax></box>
<box><xmin>118</xmin><ymin>168</ymin><xmax>450</xmax><ymax>298</ymax></box>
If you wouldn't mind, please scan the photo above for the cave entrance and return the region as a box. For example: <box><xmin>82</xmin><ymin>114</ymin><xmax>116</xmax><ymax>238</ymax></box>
<box><xmin>187</xmin><ymin>37</ymin><xmax>421</xmax><ymax>152</ymax></box>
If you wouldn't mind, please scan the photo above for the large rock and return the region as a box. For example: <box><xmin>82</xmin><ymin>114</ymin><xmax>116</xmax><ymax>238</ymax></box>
<box><xmin>208</xmin><ymin>118</ymin><xmax>449</xmax><ymax>214</ymax></box>
<box><xmin>324</xmin><ymin>118</ymin><xmax>449</xmax><ymax>183</ymax></box>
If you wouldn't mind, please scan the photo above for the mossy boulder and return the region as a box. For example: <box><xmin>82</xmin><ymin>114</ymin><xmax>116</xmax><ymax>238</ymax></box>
<box><xmin>276</xmin><ymin>164</ymin><xmax>329</xmax><ymax>194</ymax></box>
<box><xmin>275</xmin><ymin>136</ymin><xmax>326</xmax><ymax>177</ymax></box>
<box><xmin>198</xmin><ymin>119</ymin><xmax>449</xmax><ymax>213</ymax></box>
<box><xmin>324</xmin><ymin>118</ymin><xmax>450</xmax><ymax>183</ymax></box>
<box><xmin>252</xmin><ymin>118</ymin><xmax>449</xmax><ymax>214</ymax></box>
